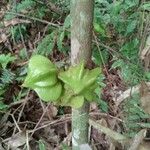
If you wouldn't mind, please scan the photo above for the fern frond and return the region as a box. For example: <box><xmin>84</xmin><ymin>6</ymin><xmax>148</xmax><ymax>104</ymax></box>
<box><xmin>16</xmin><ymin>0</ymin><xmax>36</xmax><ymax>13</ymax></box>
<box><xmin>123</xmin><ymin>94</ymin><xmax>150</xmax><ymax>137</ymax></box>
<box><xmin>1</xmin><ymin>69</ymin><xmax>15</xmax><ymax>85</ymax></box>
<box><xmin>36</xmin><ymin>31</ymin><xmax>56</xmax><ymax>56</ymax></box>
<box><xmin>54</xmin><ymin>0</ymin><xmax>70</xmax><ymax>11</ymax></box>
<box><xmin>5</xmin><ymin>0</ymin><xmax>36</xmax><ymax>20</ymax></box>
<box><xmin>0</xmin><ymin>54</ymin><xmax>15</xmax><ymax>69</ymax></box>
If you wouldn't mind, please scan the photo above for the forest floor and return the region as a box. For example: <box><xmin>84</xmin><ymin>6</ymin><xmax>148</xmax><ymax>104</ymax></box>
<box><xmin>0</xmin><ymin>1</ymin><xmax>150</xmax><ymax>150</ymax></box>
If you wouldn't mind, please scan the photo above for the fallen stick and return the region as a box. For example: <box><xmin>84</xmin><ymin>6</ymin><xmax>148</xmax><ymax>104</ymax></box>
<box><xmin>114</xmin><ymin>82</ymin><xmax>150</xmax><ymax>106</ymax></box>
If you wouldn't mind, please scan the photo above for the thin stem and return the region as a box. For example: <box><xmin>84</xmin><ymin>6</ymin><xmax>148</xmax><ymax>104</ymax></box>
<box><xmin>6</xmin><ymin>12</ymin><xmax>61</xmax><ymax>27</ymax></box>
<box><xmin>71</xmin><ymin>0</ymin><xmax>94</xmax><ymax>149</ymax></box>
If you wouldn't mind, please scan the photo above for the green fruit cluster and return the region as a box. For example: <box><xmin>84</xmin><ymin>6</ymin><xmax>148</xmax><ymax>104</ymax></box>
<box><xmin>23</xmin><ymin>55</ymin><xmax>100</xmax><ymax>108</ymax></box>
<box><xmin>57</xmin><ymin>63</ymin><xmax>100</xmax><ymax>108</ymax></box>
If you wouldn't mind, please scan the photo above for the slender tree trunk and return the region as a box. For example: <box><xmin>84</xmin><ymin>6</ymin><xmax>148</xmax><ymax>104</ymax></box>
<box><xmin>71</xmin><ymin>0</ymin><xmax>94</xmax><ymax>149</ymax></box>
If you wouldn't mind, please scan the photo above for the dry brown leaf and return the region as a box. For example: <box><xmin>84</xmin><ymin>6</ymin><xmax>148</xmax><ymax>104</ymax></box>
<box><xmin>140</xmin><ymin>35</ymin><xmax>150</xmax><ymax>71</ymax></box>
<box><xmin>97</xmin><ymin>118</ymin><xmax>108</xmax><ymax>127</ymax></box>
<box><xmin>48</xmin><ymin>105</ymin><xmax>58</xmax><ymax>118</ymax></box>
<box><xmin>45</xmin><ymin>104</ymin><xmax>58</xmax><ymax>121</ymax></box>
<box><xmin>140</xmin><ymin>82</ymin><xmax>150</xmax><ymax>114</ymax></box>
<box><xmin>0</xmin><ymin>9</ymin><xmax>5</xmax><ymax>19</ymax></box>
<box><xmin>140</xmin><ymin>35</ymin><xmax>150</xmax><ymax>60</ymax></box>
<box><xmin>4</xmin><ymin>131</ymin><xmax>31</xmax><ymax>150</ymax></box>
<box><xmin>0</xmin><ymin>143</ymin><xmax>4</xmax><ymax>150</ymax></box>
<box><xmin>138</xmin><ymin>141</ymin><xmax>150</xmax><ymax>150</ymax></box>
<box><xmin>90</xmin><ymin>102</ymin><xmax>98</xmax><ymax>111</ymax></box>
<box><xmin>89</xmin><ymin>119</ymin><xmax>128</xmax><ymax>143</ymax></box>
<box><xmin>0</xmin><ymin>112</ymin><xmax>12</xmax><ymax>136</ymax></box>
<box><xmin>79</xmin><ymin>144</ymin><xmax>92</xmax><ymax>150</ymax></box>
<box><xmin>0</xmin><ymin>33</ymin><xmax>8</xmax><ymax>43</ymax></box>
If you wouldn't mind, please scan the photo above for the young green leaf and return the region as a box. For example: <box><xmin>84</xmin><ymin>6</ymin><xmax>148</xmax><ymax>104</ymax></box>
<box><xmin>59</xmin><ymin>85</ymin><xmax>74</xmax><ymax>105</ymax></box>
<box><xmin>0</xmin><ymin>54</ymin><xmax>16</xmax><ymax>69</ymax></box>
<box><xmin>67</xmin><ymin>96</ymin><xmax>84</xmax><ymax>109</ymax></box>
<box><xmin>34</xmin><ymin>82</ymin><xmax>62</xmax><ymax>102</ymax></box>
<box><xmin>28</xmin><ymin>55</ymin><xmax>56</xmax><ymax>75</ymax></box>
<box><xmin>94</xmin><ymin>22</ymin><xmax>106</xmax><ymax>36</ymax></box>
<box><xmin>58</xmin><ymin>62</ymin><xmax>100</xmax><ymax>94</ymax></box>
<box><xmin>24</xmin><ymin>73</ymin><xmax>57</xmax><ymax>88</ymax></box>
<box><xmin>81</xmin><ymin>83</ymin><xmax>98</xmax><ymax>101</ymax></box>
<box><xmin>23</xmin><ymin>55</ymin><xmax>57</xmax><ymax>88</ymax></box>
<box><xmin>57</xmin><ymin>84</ymin><xmax>84</xmax><ymax>108</ymax></box>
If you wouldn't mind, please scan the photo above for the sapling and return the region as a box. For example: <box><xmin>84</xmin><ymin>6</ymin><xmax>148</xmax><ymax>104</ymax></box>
<box><xmin>70</xmin><ymin>0</ymin><xmax>95</xmax><ymax>149</ymax></box>
<box><xmin>23</xmin><ymin>1</ymin><xmax>96</xmax><ymax>149</ymax></box>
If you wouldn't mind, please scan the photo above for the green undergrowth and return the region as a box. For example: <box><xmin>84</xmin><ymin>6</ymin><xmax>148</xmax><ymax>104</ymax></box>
<box><xmin>123</xmin><ymin>94</ymin><xmax>150</xmax><ymax>138</ymax></box>
<box><xmin>93</xmin><ymin>0</ymin><xmax>149</xmax><ymax>85</ymax></box>
<box><xmin>93</xmin><ymin>0</ymin><xmax>150</xmax><ymax>138</ymax></box>
<box><xmin>0</xmin><ymin>0</ymin><xmax>150</xmax><ymax>148</ymax></box>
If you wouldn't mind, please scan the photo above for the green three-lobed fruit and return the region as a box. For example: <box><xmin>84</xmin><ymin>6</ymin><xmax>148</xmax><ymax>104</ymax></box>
<box><xmin>23</xmin><ymin>55</ymin><xmax>100</xmax><ymax>108</ymax></box>
<box><xmin>23</xmin><ymin>55</ymin><xmax>62</xmax><ymax>102</ymax></box>
<box><xmin>57</xmin><ymin>62</ymin><xmax>100</xmax><ymax>108</ymax></box>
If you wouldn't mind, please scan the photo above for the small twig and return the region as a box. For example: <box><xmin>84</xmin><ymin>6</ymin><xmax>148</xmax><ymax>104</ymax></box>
<box><xmin>31</xmin><ymin>103</ymin><xmax>50</xmax><ymax>136</ymax></box>
<box><xmin>13</xmin><ymin>90</ymin><xmax>30</xmax><ymax>134</ymax></box>
<box><xmin>18</xmin><ymin>24</ymin><xmax>27</xmax><ymax>51</ymax></box>
<box><xmin>92</xmin><ymin>38</ymin><xmax>118</xmax><ymax>57</ymax></box>
<box><xmin>93</xmin><ymin>32</ymin><xmax>110</xmax><ymax>77</ymax></box>
<box><xmin>115</xmin><ymin>82</ymin><xmax>150</xmax><ymax>106</ymax></box>
<box><xmin>139</xmin><ymin>14</ymin><xmax>150</xmax><ymax>57</ymax></box>
<box><xmin>11</xmin><ymin>114</ymin><xmax>21</xmax><ymax>132</ymax></box>
<box><xmin>6</xmin><ymin>12</ymin><xmax>61</xmax><ymax>27</ymax></box>
<box><xmin>93</xmin><ymin>37</ymin><xmax>139</xmax><ymax>66</ymax></box>
<box><xmin>29</xmin><ymin>116</ymin><xmax>71</xmax><ymax>134</ymax></box>
<box><xmin>3</xmin><ymin>18</ymin><xmax>30</xmax><ymax>27</ymax></box>
<box><xmin>28</xmin><ymin>112</ymin><xmax>123</xmax><ymax>136</ymax></box>
<box><xmin>9</xmin><ymin>99</ymin><xmax>26</xmax><ymax>107</ymax></box>
<box><xmin>89</xmin><ymin>119</ymin><xmax>128</xmax><ymax>143</ymax></box>
<box><xmin>39</xmin><ymin>98</ymin><xmax>45</xmax><ymax>113</ymax></box>
<box><xmin>26</xmin><ymin>131</ymin><xmax>30</xmax><ymax>150</ymax></box>
<box><xmin>90</xmin><ymin>112</ymin><xmax>123</xmax><ymax>123</ymax></box>
<box><xmin>17</xmin><ymin>121</ymin><xmax>36</xmax><ymax>125</ymax></box>
<box><xmin>115</xmin><ymin>85</ymin><xmax>139</xmax><ymax>106</ymax></box>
